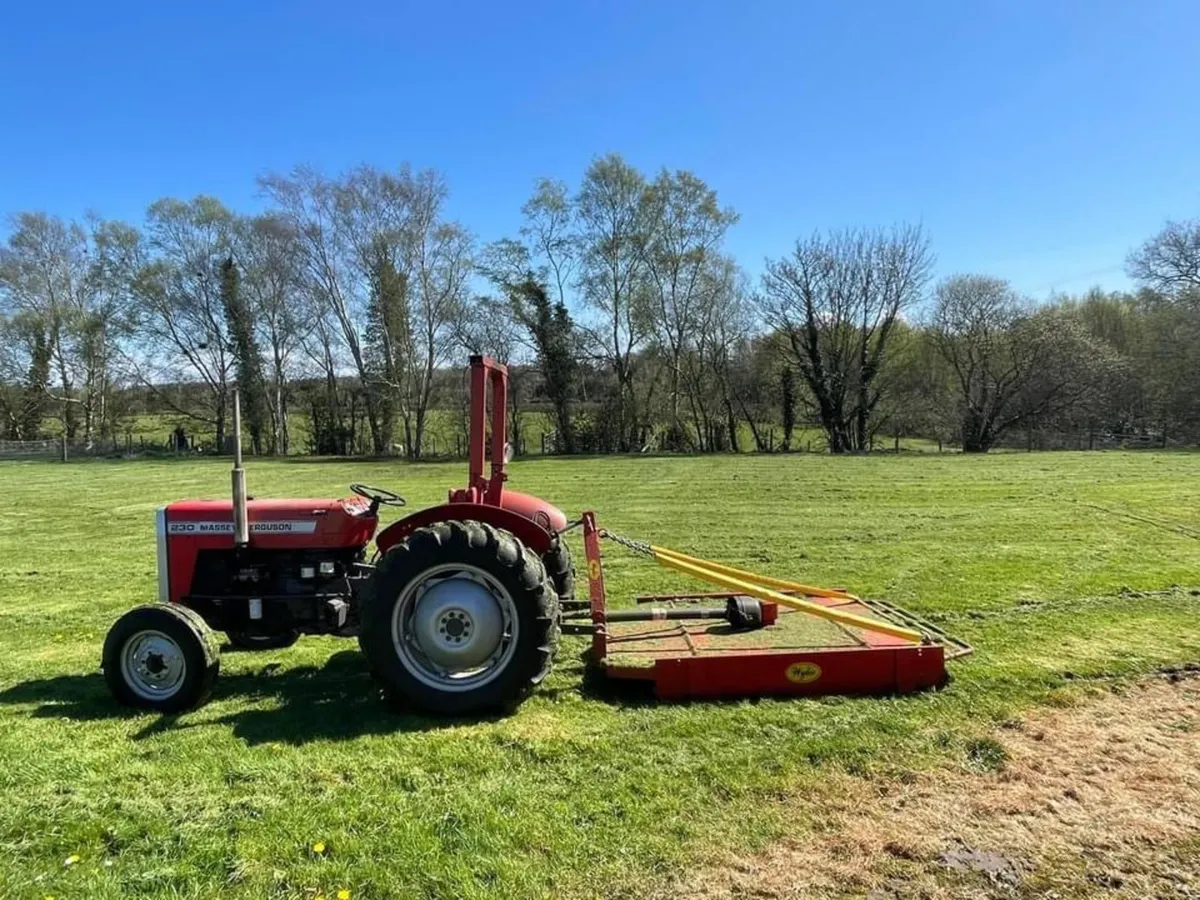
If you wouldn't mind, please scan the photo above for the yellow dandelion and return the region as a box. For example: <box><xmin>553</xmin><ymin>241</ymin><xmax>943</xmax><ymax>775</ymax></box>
<box><xmin>312</xmin><ymin>840</ymin><xmax>326</xmax><ymax>855</ymax></box>
<box><xmin>337</xmin><ymin>890</ymin><xmax>351</xmax><ymax>900</ymax></box>
<box><xmin>316</xmin><ymin>895</ymin><xmax>325</xmax><ymax>900</ymax></box>
<box><xmin>63</xmin><ymin>854</ymin><xmax>80</xmax><ymax>867</ymax></box>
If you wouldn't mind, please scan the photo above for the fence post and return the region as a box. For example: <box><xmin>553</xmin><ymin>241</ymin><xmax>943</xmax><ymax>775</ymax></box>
<box><xmin>61</xmin><ymin>433</ymin><xmax>68</xmax><ymax>462</ymax></box>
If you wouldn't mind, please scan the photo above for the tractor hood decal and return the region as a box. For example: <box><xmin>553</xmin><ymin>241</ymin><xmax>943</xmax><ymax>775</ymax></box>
<box><xmin>167</xmin><ymin>520</ymin><xmax>318</xmax><ymax>535</ymax></box>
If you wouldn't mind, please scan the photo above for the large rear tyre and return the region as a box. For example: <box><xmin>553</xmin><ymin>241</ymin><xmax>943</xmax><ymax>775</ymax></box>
<box><xmin>359</xmin><ymin>520</ymin><xmax>558</xmax><ymax>715</ymax></box>
<box><xmin>103</xmin><ymin>604</ymin><xmax>220</xmax><ymax>713</ymax></box>
<box><xmin>542</xmin><ymin>538</ymin><xmax>576</xmax><ymax>606</ymax></box>
<box><xmin>225</xmin><ymin>628</ymin><xmax>300</xmax><ymax>651</ymax></box>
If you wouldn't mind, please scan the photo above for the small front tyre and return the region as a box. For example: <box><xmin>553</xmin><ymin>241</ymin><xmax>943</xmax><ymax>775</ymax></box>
<box><xmin>103</xmin><ymin>604</ymin><xmax>220</xmax><ymax>713</ymax></box>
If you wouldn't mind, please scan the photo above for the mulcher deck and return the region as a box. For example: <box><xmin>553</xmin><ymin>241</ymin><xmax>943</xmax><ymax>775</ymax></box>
<box><xmin>581</xmin><ymin>513</ymin><xmax>971</xmax><ymax>701</ymax></box>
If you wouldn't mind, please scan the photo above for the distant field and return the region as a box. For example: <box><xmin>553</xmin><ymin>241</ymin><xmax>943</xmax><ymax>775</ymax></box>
<box><xmin>0</xmin><ymin>451</ymin><xmax>1198</xmax><ymax>898</ymax></box>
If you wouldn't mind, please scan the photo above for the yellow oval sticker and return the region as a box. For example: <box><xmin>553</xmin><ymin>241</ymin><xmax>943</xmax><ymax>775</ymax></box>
<box><xmin>587</xmin><ymin>559</ymin><xmax>602</xmax><ymax>581</ymax></box>
<box><xmin>785</xmin><ymin>662</ymin><xmax>822</xmax><ymax>684</ymax></box>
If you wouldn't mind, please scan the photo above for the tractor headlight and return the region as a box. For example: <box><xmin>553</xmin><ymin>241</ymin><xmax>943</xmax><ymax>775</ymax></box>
<box><xmin>319</xmin><ymin>561</ymin><xmax>337</xmax><ymax>576</ymax></box>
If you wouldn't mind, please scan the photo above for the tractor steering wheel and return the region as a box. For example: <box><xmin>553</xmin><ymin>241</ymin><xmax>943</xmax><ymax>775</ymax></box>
<box><xmin>350</xmin><ymin>483</ymin><xmax>407</xmax><ymax>512</ymax></box>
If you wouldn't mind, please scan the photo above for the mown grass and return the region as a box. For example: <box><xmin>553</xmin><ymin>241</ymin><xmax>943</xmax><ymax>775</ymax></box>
<box><xmin>0</xmin><ymin>451</ymin><xmax>1197</xmax><ymax>899</ymax></box>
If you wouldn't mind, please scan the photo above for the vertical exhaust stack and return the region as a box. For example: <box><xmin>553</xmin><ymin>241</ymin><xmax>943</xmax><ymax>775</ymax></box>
<box><xmin>231</xmin><ymin>388</ymin><xmax>249</xmax><ymax>548</ymax></box>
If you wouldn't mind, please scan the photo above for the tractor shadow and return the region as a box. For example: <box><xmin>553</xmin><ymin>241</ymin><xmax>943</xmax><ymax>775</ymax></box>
<box><xmin>0</xmin><ymin>650</ymin><xmax>499</xmax><ymax>745</ymax></box>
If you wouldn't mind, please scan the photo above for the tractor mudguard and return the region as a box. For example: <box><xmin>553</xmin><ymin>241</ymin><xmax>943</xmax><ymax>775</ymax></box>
<box><xmin>375</xmin><ymin>500</ymin><xmax>560</xmax><ymax>556</ymax></box>
<box><xmin>496</xmin><ymin>489</ymin><xmax>568</xmax><ymax>534</ymax></box>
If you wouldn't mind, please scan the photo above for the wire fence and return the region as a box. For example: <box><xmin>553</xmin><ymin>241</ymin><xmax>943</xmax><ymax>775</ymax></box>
<box><xmin>0</xmin><ymin>428</ymin><xmax>1195</xmax><ymax>462</ymax></box>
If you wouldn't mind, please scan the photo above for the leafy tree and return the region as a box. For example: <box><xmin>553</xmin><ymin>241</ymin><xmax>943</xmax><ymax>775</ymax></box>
<box><xmin>363</xmin><ymin>239</ymin><xmax>410</xmax><ymax>453</ymax></box>
<box><xmin>518</xmin><ymin>278</ymin><xmax>577</xmax><ymax>454</ymax></box>
<box><xmin>219</xmin><ymin>257</ymin><xmax>268</xmax><ymax>454</ymax></box>
<box><xmin>0</xmin><ymin>212</ymin><xmax>131</xmax><ymax>446</ymax></box>
<box><xmin>779</xmin><ymin>366</ymin><xmax>796</xmax><ymax>451</ymax></box>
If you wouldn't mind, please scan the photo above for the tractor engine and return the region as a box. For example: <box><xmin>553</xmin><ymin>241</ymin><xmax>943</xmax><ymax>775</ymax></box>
<box><xmin>158</xmin><ymin>498</ymin><xmax>379</xmax><ymax>646</ymax></box>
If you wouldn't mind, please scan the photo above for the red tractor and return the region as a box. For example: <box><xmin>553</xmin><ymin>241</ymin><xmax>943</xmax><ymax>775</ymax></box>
<box><xmin>103</xmin><ymin>356</ymin><xmax>573</xmax><ymax>715</ymax></box>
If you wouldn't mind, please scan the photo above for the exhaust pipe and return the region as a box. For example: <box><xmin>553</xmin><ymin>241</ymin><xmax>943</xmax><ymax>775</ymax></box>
<box><xmin>231</xmin><ymin>388</ymin><xmax>249</xmax><ymax>547</ymax></box>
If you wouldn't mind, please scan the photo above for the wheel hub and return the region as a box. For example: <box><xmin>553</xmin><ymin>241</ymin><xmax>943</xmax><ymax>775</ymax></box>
<box><xmin>410</xmin><ymin>574</ymin><xmax>505</xmax><ymax>670</ymax></box>
<box><xmin>120</xmin><ymin>630</ymin><xmax>187</xmax><ymax>700</ymax></box>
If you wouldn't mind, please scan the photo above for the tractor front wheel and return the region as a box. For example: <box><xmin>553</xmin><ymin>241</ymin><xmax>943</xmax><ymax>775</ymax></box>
<box><xmin>103</xmin><ymin>604</ymin><xmax>220</xmax><ymax>713</ymax></box>
<box><xmin>359</xmin><ymin>520</ymin><xmax>558</xmax><ymax>715</ymax></box>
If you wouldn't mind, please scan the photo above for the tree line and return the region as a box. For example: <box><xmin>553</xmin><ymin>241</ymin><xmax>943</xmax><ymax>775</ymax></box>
<box><xmin>2</xmin><ymin>155</ymin><xmax>1198</xmax><ymax>456</ymax></box>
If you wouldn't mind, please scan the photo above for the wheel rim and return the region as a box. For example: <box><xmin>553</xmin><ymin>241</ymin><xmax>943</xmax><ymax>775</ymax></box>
<box><xmin>120</xmin><ymin>629</ymin><xmax>187</xmax><ymax>701</ymax></box>
<box><xmin>391</xmin><ymin>563</ymin><xmax>519</xmax><ymax>693</ymax></box>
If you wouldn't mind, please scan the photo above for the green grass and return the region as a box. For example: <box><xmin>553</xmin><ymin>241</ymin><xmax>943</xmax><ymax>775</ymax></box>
<box><xmin>0</xmin><ymin>451</ymin><xmax>1198</xmax><ymax>899</ymax></box>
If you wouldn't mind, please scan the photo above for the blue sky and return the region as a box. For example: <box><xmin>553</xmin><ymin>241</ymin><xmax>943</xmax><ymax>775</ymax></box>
<box><xmin>2</xmin><ymin>0</ymin><xmax>1197</xmax><ymax>299</ymax></box>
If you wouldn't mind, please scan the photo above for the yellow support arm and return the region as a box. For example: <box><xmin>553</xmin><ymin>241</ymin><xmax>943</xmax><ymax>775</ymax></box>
<box><xmin>650</xmin><ymin>546</ymin><xmax>859</xmax><ymax>601</ymax></box>
<box><xmin>649</xmin><ymin>549</ymin><xmax>925</xmax><ymax>644</ymax></box>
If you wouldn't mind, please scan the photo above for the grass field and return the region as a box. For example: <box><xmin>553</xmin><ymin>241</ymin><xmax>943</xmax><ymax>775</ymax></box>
<box><xmin>0</xmin><ymin>451</ymin><xmax>1198</xmax><ymax>899</ymax></box>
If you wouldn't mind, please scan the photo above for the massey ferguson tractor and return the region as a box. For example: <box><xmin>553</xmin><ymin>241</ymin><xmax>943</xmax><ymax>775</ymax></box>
<box><xmin>104</xmin><ymin>357</ymin><xmax>968</xmax><ymax>717</ymax></box>
<box><xmin>104</xmin><ymin>356</ymin><xmax>572</xmax><ymax>715</ymax></box>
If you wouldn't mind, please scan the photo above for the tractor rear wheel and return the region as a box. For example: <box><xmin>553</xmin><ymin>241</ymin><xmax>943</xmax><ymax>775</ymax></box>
<box><xmin>359</xmin><ymin>520</ymin><xmax>558</xmax><ymax>715</ymax></box>
<box><xmin>225</xmin><ymin>628</ymin><xmax>300</xmax><ymax>651</ymax></box>
<box><xmin>542</xmin><ymin>538</ymin><xmax>576</xmax><ymax>606</ymax></box>
<box><xmin>103</xmin><ymin>604</ymin><xmax>220</xmax><ymax>712</ymax></box>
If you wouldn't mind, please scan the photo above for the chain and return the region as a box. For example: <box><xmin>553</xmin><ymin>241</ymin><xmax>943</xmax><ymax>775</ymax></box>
<box><xmin>599</xmin><ymin>528</ymin><xmax>655</xmax><ymax>558</ymax></box>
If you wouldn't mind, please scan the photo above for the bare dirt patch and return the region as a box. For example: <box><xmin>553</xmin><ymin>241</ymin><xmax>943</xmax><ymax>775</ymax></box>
<box><xmin>673</xmin><ymin>675</ymin><xmax>1200</xmax><ymax>898</ymax></box>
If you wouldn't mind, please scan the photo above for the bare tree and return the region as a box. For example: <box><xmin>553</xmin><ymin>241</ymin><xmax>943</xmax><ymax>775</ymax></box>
<box><xmin>403</xmin><ymin>175</ymin><xmax>474</xmax><ymax>458</ymax></box>
<box><xmin>679</xmin><ymin>256</ymin><xmax>749</xmax><ymax>450</ymax></box>
<box><xmin>130</xmin><ymin>197</ymin><xmax>235</xmax><ymax>446</ymax></box>
<box><xmin>262</xmin><ymin>165</ymin><xmax>468</xmax><ymax>457</ymax></box>
<box><xmin>298</xmin><ymin>304</ymin><xmax>353</xmax><ymax>454</ymax></box>
<box><xmin>260</xmin><ymin>167</ymin><xmax>389</xmax><ymax>452</ymax></box>
<box><xmin>1127</xmin><ymin>218</ymin><xmax>1200</xmax><ymax>297</ymax></box>
<box><xmin>760</xmin><ymin>225</ymin><xmax>933</xmax><ymax>452</ymax></box>
<box><xmin>930</xmin><ymin>275</ymin><xmax>1119</xmax><ymax>452</ymax></box>
<box><xmin>85</xmin><ymin>219</ymin><xmax>142</xmax><ymax>442</ymax></box>
<box><xmin>520</xmin><ymin>178</ymin><xmax>577</xmax><ymax>308</ymax></box>
<box><xmin>234</xmin><ymin>214</ymin><xmax>307</xmax><ymax>454</ymax></box>
<box><xmin>576</xmin><ymin>154</ymin><xmax>655</xmax><ymax>450</ymax></box>
<box><xmin>642</xmin><ymin>169</ymin><xmax>738</xmax><ymax>442</ymax></box>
